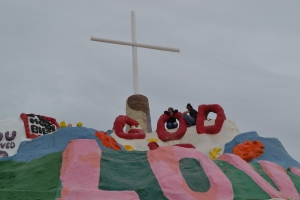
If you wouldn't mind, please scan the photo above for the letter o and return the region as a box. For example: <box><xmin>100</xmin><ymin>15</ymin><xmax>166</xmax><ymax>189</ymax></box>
<box><xmin>156</xmin><ymin>112</ymin><xmax>187</xmax><ymax>142</ymax></box>
<box><xmin>147</xmin><ymin>146</ymin><xmax>234</xmax><ymax>199</ymax></box>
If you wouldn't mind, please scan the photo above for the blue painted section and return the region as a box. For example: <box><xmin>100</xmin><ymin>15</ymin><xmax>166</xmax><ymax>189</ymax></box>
<box><xmin>224</xmin><ymin>131</ymin><xmax>300</xmax><ymax>169</ymax></box>
<box><xmin>1</xmin><ymin>127</ymin><xmax>125</xmax><ymax>162</ymax></box>
<box><xmin>106</xmin><ymin>129</ymin><xmax>114</xmax><ymax>135</ymax></box>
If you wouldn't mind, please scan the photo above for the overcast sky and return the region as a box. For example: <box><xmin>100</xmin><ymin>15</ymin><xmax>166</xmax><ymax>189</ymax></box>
<box><xmin>1</xmin><ymin>1</ymin><xmax>300</xmax><ymax>162</ymax></box>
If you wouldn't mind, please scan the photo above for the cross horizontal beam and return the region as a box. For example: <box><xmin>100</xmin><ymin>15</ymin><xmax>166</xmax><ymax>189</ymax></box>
<box><xmin>90</xmin><ymin>36</ymin><xmax>180</xmax><ymax>53</ymax></box>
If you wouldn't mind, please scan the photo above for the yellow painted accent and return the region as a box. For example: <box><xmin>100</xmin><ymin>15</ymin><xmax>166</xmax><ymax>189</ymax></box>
<box><xmin>147</xmin><ymin>138</ymin><xmax>158</xmax><ymax>143</ymax></box>
<box><xmin>209</xmin><ymin>147</ymin><xmax>222</xmax><ymax>160</ymax></box>
<box><xmin>124</xmin><ymin>145</ymin><xmax>134</xmax><ymax>151</ymax></box>
<box><xmin>76</xmin><ymin>122</ymin><xmax>83</xmax><ymax>127</ymax></box>
<box><xmin>60</xmin><ymin>121</ymin><xmax>67</xmax><ymax>128</ymax></box>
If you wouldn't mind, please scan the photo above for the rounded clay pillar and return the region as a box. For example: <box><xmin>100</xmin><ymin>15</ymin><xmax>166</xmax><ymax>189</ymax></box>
<box><xmin>126</xmin><ymin>94</ymin><xmax>152</xmax><ymax>133</ymax></box>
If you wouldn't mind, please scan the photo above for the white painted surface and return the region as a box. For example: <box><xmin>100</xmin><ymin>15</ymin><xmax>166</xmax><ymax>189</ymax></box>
<box><xmin>0</xmin><ymin>118</ymin><xmax>30</xmax><ymax>157</ymax></box>
<box><xmin>90</xmin><ymin>11</ymin><xmax>180</xmax><ymax>95</ymax></box>
<box><xmin>90</xmin><ymin>37</ymin><xmax>180</xmax><ymax>52</ymax></box>
<box><xmin>111</xmin><ymin>119</ymin><xmax>240</xmax><ymax>157</ymax></box>
<box><xmin>131</xmin><ymin>11</ymin><xmax>139</xmax><ymax>94</ymax></box>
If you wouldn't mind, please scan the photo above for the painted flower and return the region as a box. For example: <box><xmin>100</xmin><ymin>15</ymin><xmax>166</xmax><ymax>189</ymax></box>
<box><xmin>233</xmin><ymin>140</ymin><xmax>264</xmax><ymax>162</ymax></box>
<box><xmin>209</xmin><ymin>147</ymin><xmax>222</xmax><ymax>160</ymax></box>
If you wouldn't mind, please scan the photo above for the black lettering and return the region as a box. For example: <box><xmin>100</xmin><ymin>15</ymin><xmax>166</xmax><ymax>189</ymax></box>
<box><xmin>30</xmin><ymin>118</ymin><xmax>35</xmax><ymax>123</ymax></box>
<box><xmin>42</xmin><ymin>128</ymin><xmax>48</xmax><ymax>135</ymax></box>
<box><xmin>51</xmin><ymin>125</ymin><xmax>56</xmax><ymax>132</ymax></box>
<box><xmin>38</xmin><ymin>126</ymin><xmax>42</xmax><ymax>133</ymax></box>
<box><xmin>6</xmin><ymin>142</ymin><xmax>10</xmax><ymax>149</ymax></box>
<box><xmin>39</xmin><ymin>117</ymin><xmax>46</xmax><ymax>122</ymax></box>
<box><xmin>47</xmin><ymin>126</ymin><xmax>53</xmax><ymax>133</ymax></box>
<box><xmin>0</xmin><ymin>132</ymin><xmax>3</xmax><ymax>141</ymax></box>
<box><xmin>29</xmin><ymin>117</ymin><xmax>41</xmax><ymax>125</ymax></box>
<box><xmin>5</xmin><ymin>131</ymin><xmax>16</xmax><ymax>141</ymax></box>
<box><xmin>31</xmin><ymin>125</ymin><xmax>38</xmax><ymax>133</ymax></box>
<box><xmin>10</xmin><ymin>142</ymin><xmax>15</xmax><ymax>148</ymax></box>
<box><xmin>40</xmin><ymin>120</ymin><xmax>46</xmax><ymax>126</ymax></box>
<box><xmin>0</xmin><ymin>150</ymin><xmax>8</xmax><ymax>157</ymax></box>
<box><xmin>0</xmin><ymin>143</ymin><xmax>5</xmax><ymax>148</ymax></box>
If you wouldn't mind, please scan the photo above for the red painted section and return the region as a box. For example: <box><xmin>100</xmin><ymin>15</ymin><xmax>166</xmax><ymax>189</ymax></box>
<box><xmin>113</xmin><ymin>115</ymin><xmax>146</xmax><ymax>139</ymax></box>
<box><xmin>40</xmin><ymin>115</ymin><xmax>60</xmax><ymax>129</ymax></box>
<box><xmin>156</xmin><ymin>112</ymin><xmax>187</xmax><ymax>142</ymax></box>
<box><xmin>20</xmin><ymin>113</ymin><xmax>34</xmax><ymax>138</ymax></box>
<box><xmin>147</xmin><ymin>142</ymin><xmax>195</xmax><ymax>151</ymax></box>
<box><xmin>174</xmin><ymin>143</ymin><xmax>196</xmax><ymax>149</ymax></box>
<box><xmin>128</xmin><ymin>128</ymin><xmax>145</xmax><ymax>134</ymax></box>
<box><xmin>148</xmin><ymin>142</ymin><xmax>159</xmax><ymax>150</ymax></box>
<box><xmin>196</xmin><ymin>104</ymin><xmax>226</xmax><ymax>134</ymax></box>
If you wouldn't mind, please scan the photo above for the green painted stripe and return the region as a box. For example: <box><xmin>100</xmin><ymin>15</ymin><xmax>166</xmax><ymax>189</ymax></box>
<box><xmin>287</xmin><ymin>169</ymin><xmax>300</xmax><ymax>194</ymax></box>
<box><xmin>214</xmin><ymin>160</ymin><xmax>271</xmax><ymax>200</ymax></box>
<box><xmin>0</xmin><ymin>152</ymin><xmax>62</xmax><ymax>200</ymax></box>
<box><xmin>179</xmin><ymin>158</ymin><xmax>210</xmax><ymax>192</ymax></box>
<box><xmin>250</xmin><ymin>162</ymin><xmax>279</xmax><ymax>191</ymax></box>
<box><xmin>99</xmin><ymin>150</ymin><xmax>168</xmax><ymax>200</ymax></box>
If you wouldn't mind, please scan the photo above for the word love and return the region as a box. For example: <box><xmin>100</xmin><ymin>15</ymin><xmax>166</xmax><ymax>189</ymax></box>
<box><xmin>58</xmin><ymin>140</ymin><xmax>300</xmax><ymax>200</ymax></box>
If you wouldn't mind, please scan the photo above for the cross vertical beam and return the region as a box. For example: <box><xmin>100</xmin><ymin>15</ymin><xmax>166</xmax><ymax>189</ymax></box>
<box><xmin>131</xmin><ymin>11</ymin><xmax>139</xmax><ymax>94</ymax></box>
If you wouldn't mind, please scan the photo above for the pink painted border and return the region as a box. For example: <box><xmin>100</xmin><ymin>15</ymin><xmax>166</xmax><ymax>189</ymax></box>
<box><xmin>290</xmin><ymin>166</ymin><xmax>300</xmax><ymax>177</ymax></box>
<box><xmin>217</xmin><ymin>153</ymin><xmax>284</xmax><ymax>199</ymax></box>
<box><xmin>259</xmin><ymin>160</ymin><xmax>299</xmax><ymax>199</ymax></box>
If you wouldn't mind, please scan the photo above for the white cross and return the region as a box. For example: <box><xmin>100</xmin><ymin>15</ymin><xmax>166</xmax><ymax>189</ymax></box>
<box><xmin>91</xmin><ymin>11</ymin><xmax>180</xmax><ymax>94</ymax></box>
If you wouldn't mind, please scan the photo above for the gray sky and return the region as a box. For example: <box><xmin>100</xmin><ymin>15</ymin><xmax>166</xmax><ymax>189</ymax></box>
<box><xmin>1</xmin><ymin>1</ymin><xmax>300</xmax><ymax>162</ymax></box>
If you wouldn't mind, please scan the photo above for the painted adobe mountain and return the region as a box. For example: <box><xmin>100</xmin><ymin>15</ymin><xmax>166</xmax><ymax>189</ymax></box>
<box><xmin>0</xmin><ymin>104</ymin><xmax>300</xmax><ymax>200</ymax></box>
<box><xmin>0</xmin><ymin>126</ymin><xmax>299</xmax><ymax>200</ymax></box>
